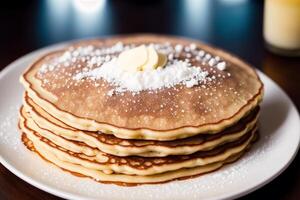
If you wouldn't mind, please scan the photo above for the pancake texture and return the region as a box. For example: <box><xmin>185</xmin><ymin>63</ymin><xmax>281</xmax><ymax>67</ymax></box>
<box><xmin>19</xmin><ymin>35</ymin><xmax>263</xmax><ymax>185</ymax></box>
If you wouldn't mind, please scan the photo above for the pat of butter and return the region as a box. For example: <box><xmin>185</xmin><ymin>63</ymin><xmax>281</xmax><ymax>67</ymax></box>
<box><xmin>141</xmin><ymin>46</ymin><xmax>159</xmax><ymax>71</ymax></box>
<box><xmin>157</xmin><ymin>51</ymin><xmax>167</xmax><ymax>68</ymax></box>
<box><xmin>118</xmin><ymin>45</ymin><xmax>148</xmax><ymax>72</ymax></box>
<box><xmin>117</xmin><ymin>45</ymin><xmax>167</xmax><ymax>72</ymax></box>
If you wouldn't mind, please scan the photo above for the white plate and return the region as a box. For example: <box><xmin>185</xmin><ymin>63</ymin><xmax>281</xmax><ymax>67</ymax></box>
<box><xmin>0</xmin><ymin>44</ymin><xmax>299</xmax><ymax>200</ymax></box>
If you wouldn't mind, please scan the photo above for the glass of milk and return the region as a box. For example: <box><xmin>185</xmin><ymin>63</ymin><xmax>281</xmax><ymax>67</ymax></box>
<box><xmin>264</xmin><ymin>0</ymin><xmax>300</xmax><ymax>56</ymax></box>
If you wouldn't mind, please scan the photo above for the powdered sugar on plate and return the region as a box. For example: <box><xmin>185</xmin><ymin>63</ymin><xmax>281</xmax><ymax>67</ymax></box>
<box><xmin>0</xmin><ymin>106</ymin><xmax>21</xmax><ymax>150</ymax></box>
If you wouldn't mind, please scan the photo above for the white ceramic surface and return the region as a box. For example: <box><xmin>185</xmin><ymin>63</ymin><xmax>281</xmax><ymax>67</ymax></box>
<box><xmin>0</xmin><ymin>44</ymin><xmax>299</xmax><ymax>200</ymax></box>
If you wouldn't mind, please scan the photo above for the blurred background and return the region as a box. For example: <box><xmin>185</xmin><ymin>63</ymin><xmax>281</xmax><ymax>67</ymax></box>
<box><xmin>1</xmin><ymin>0</ymin><xmax>265</xmax><ymax>66</ymax></box>
<box><xmin>0</xmin><ymin>0</ymin><xmax>300</xmax><ymax>199</ymax></box>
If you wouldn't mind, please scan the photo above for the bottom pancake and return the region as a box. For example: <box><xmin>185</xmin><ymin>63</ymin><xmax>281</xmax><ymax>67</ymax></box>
<box><xmin>21</xmin><ymin>132</ymin><xmax>252</xmax><ymax>185</ymax></box>
<box><xmin>19</xmin><ymin>114</ymin><xmax>258</xmax><ymax>184</ymax></box>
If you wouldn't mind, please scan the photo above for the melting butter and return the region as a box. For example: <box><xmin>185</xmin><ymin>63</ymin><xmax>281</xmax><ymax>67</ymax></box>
<box><xmin>117</xmin><ymin>45</ymin><xmax>167</xmax><ymax>72</ymax></box>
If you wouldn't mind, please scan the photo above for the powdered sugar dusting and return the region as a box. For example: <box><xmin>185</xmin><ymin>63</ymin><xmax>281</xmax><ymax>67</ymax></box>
<box><xmin>38</xmin><ymin>42</ymin><xmax>229</xmax><ymax>95</ymax></box>
<box><xmin>39</xmin><ymin>42</ymin><xmax>127</xmax><ymax>74</ymax></box>
<box><xmin>74</xmin><ymin>58</ymin><xmax>209</xmax><ymax>94</ymax></box>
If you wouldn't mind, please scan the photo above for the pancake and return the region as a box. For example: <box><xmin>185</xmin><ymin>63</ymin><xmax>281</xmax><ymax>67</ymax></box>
<box><xmin>19</xmin><ymin>107</ymin><xmax>256</xmax><ymax>176</ymax></box>
<box><xmin>18</xmin><ymin>34</ymin><xmax>264</xmax><ymax>185</ymax></box>
<box><xmin>20</xmin><ymin>35</ymin><xmax>263</xmax><ymax>140</ymax></box>
<box><xmin>23</xmin><ymin>93</ymin><xmax>259</xmax><ymax>157</ymax></box>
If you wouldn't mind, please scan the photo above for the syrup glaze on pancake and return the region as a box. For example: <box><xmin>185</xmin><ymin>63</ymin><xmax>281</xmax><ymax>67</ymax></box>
<box><xmin>20</xmin><ymin>107</ymin><xmax>256</xmax><ymax>176</ymax></box>
<box><xmin>20</xmin><ymin>35</ymin><xmax>263</xmax><ymax>140</ymax></box>
<box><xmin>24</xmin><ymin>93</ymin><xmax>259</xmax><ymax>157</ymax></box>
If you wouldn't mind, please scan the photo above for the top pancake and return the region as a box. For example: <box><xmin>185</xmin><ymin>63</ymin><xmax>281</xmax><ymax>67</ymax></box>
<box><xmin>20</xmin><ymin>35</ymin><xmax>263</xmax><ymax>140</ymax></box>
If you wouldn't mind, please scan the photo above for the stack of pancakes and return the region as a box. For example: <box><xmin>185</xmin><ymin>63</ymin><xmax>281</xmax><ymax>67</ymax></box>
<box><xmin>19</xmin><ymin>35</ymin><xmax>263</xmax><ymax>185</ymax></box>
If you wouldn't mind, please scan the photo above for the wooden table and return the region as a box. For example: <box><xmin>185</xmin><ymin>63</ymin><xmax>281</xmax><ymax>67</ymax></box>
<box><xmin>1</xmin><ymin>0</ymin><xmax>299</xmax><ymax>199</ymax></box>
